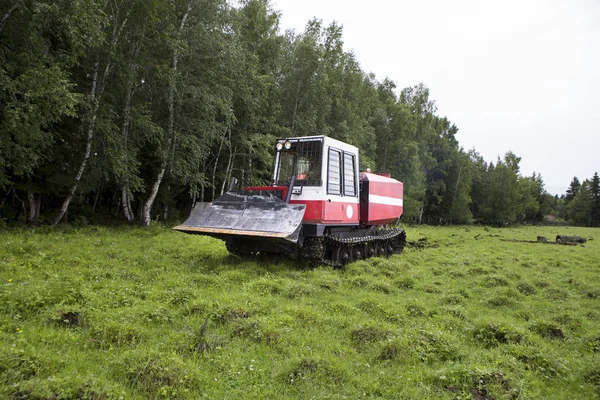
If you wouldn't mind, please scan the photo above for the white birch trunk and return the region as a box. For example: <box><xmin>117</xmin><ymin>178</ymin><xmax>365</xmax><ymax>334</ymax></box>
<box><xmin>0</xmin><ymin>4</ymin><xmax>17</xmax><ymax>34</ymax></box>
<box><xmin>219</xmin><ymin>127</ymin><xmax>233</xmax><ymax>196</ymax></box>
<box><xmin>211</xmin><ymin>132</ymin><xmax>225</xmax><ymax>200</ymax></box>
<box><xmin>121</xmin><ymin>73</ymin><xmax>135</xmax><ymax>222</ymax></box>
<box><xmin>220</xmin><ymin>145</ymin><xmax>235</xmax><ymax>196</ymax></box>
<box><xmin>27</xmin><ymin>192</ymin><xmax>40</xmax><ymax>225</ymax></box>
<box><xmin>52</xmin><ymin>13</ymin><xmax>129</xmax><ymax>225</ymax></box>
<box><xmin>122</xmin><ymin>187</ymin><xmax>134</xmax><ymax>222</ymax></box>
<box><xmin>199</xmin><ymin>159</ymin><xmax>206</xmax><ymax>204</ymax></box>
<box><xmin>52</xmin><ymin>61</ymin><xmax>100</xmax><ymax>225</ymax></box>
<box><xmin>140</xmin><ymin>3</ymin><xmax>191</xmax><ymax>226</ymax></box>
<box><xmin>140</xmin><ymin>165</ymin><xmax>166</xmax><ymax>226</ymax></box>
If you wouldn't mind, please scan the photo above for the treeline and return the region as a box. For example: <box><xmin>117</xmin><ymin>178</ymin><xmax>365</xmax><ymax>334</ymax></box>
<box><xmin>0</xmin><ymin>0</ymin><xmax>592</xmax><ymax>226</ymax></box>
<box><xmin>561</xmin><ymin>174</ymin><xmax>600</xmax><ymax>227</ymax></box>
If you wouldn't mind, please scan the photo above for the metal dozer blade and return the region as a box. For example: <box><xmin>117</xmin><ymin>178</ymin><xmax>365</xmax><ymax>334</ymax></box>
<box><xmin>173</xmin><ymin>191</ymin><xmax>306</xmax><ymax>255</ymax></box>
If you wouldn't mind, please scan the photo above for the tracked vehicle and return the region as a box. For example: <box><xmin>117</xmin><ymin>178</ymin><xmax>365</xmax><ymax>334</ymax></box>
<box><xmin>174</xmin><ymin>136</ymin><xmax>405</xmax><ymax>266</ymax></box>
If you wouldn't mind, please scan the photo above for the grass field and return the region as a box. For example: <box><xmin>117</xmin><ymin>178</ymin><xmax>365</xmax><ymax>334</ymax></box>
<box><xmin>0</xmin><ymin>224</ymin><xmax>599</xmax><ymax>399</ymax></box>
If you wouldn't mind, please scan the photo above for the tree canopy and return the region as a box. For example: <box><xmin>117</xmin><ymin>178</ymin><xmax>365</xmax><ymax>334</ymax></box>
<box><xmin>0</xmin><ymin>0</ymin><xmax>593</xmax><ymax>227</ymax></box>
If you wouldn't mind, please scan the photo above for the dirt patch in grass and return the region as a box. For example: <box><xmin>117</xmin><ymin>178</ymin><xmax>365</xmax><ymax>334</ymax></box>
<box><xmin>53</xmin><ymin>310</ymin><xmax>82</xmax><ymax>328</ymax></box>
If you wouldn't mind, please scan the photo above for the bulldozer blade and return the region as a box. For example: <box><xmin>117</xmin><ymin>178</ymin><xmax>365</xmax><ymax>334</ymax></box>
<box><xmin>173</xmin><ymin>192</ymin><xmax>306</xmax><ymax>243</ymax></box>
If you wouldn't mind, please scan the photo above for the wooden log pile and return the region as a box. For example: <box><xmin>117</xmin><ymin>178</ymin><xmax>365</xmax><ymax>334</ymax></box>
<box><xmin>501</xmin><ymin>235</ymin><xmax>588</xmax><ymax>246</ymax></box>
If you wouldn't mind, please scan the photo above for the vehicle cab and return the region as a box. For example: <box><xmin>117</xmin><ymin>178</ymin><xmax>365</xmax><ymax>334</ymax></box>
<box><xmin>271</xmin><ymin>136</ymin><xmax>360</xmax><ymax>228</ymax></box>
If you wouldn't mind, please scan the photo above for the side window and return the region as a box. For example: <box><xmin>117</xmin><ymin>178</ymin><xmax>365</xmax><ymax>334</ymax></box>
<box><xmin>327</xmin><ymin>148</ymin><xmax>342</xmax><ymax>195</ymax></box>
<box><xmin>343</xmin><ymin>152</ymin><xmax>356</xmax><ymax>197</ymax></box>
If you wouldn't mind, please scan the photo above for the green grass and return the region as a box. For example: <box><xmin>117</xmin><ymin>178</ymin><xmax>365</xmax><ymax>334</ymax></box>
<box><xmin>0</xmin><ymin>224</ymin><xmax>599</xmax><ymax>399</ymax></box>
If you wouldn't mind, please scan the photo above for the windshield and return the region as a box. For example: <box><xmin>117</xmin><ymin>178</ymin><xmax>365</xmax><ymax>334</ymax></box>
<box><xmin>275</xmin><ymin>140</ymin><xmax>322</xmax><ymax>186</ymax></box>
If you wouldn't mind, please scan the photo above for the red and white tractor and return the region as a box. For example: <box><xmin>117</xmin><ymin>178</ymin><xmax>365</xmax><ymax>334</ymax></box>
<box><xmin>174</xmin><ymin>135</ymin><xmax>405</xmax><ymax>266</ymax></box>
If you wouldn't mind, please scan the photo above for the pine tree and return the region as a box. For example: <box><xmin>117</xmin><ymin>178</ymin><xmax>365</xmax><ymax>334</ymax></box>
<box><xmin>590</xmin><ymin>172</ymin><xmax>600</xmax><ymax>227</ymax></box>
<box><xmin>565</xmin><ymin>176</ymin><xmax>581</xmax><ymax>202</ymax></box>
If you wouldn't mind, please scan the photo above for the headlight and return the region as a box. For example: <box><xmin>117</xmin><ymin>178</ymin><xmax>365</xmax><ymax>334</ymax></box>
<box><xmin>284</xmin><ymin>141</ymin><xmax>292</xmax><ymax>150</ymax></box>
<box><xmin>276</xmin><ymin>142</ymin><xmax>283</xmax><ymax>151</ymax></box>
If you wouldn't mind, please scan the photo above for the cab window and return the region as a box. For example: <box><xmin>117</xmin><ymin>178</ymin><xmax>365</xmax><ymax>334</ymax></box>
<box><xmin>275</xmin><ymin>140</ymin><xmax>322</xmax><ymax>186</ymax></box>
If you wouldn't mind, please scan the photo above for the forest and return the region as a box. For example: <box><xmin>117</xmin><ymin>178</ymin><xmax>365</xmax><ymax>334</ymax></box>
<box><xmin>1</xmin><ymin>0</ymin><xmax>599</xmax><ymax>227</ymax></box>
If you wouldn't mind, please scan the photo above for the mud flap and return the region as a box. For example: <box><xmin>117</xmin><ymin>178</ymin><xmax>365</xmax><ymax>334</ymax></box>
<box><xmin>173</xmin><ymin>192</ymin><xmax>306</xmax><ymax>244</ymax></box>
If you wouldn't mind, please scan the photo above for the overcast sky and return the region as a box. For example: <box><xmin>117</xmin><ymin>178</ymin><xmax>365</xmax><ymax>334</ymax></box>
<box><xmin>272</xmin><ymin>0</ymin><xmax>600</xmax><ymax>195</ymax></box>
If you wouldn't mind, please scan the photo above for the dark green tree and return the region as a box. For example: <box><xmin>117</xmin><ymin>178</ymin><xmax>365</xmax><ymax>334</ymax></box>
<box><xmin>590</xmin><ymin>172</ymin><xmax>600</xmax><ymax>226</ymax></box>
<box><xmin>0</xmin><ymin>0</ymin><xmax>105</xmax><ymax>223</ymax></box>
<box><xmin>567</xmin><ymin>180</ymin><xmax>592</xmax><ymax>226</ymax></box>
<box><xmin>565</xmin><ymin>176</ymin><xmax>581</xmax><ymax>202</ymax></box>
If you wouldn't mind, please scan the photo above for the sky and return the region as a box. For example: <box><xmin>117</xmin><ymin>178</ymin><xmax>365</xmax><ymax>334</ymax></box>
<box><xmin>272</xmin><ymin>0</ymin><xmax>600</xmax><ymax>196</ymax></box>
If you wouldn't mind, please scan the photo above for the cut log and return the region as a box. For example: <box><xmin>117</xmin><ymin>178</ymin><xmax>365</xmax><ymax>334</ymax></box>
<box><xmin>556</xmin><ymin>235</ymin><xmax>587</xmax><ymax>244</ymax></box>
